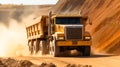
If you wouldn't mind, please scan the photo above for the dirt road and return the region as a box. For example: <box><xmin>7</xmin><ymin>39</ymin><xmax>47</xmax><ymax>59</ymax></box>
<box><xmin>13</xmin><ymin>54</ymin><xmax>120</xmax><ymax>67</ymax></box>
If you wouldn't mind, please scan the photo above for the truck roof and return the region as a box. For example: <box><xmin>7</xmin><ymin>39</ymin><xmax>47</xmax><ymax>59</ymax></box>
<box><xmin>51</xmin><ymin>14</ymin><xmax>83</xmax><ymax>18</ymax></box>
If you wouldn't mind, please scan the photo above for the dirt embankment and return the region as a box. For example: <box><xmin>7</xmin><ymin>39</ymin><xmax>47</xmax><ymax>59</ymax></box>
<box><xmin>53</xmin><ymin>0</ymin><xmax>120</xmax><ymax>55</ymax></box>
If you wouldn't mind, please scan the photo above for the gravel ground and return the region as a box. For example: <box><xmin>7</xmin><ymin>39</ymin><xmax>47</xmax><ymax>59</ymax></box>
<box><xmin>0</xmin><ymin>58</ymin><xmax>56</xmax><ymax>67</ymax></box>
<box><xmin>0</xmin><ymin>58</ymin><xmax>92</xmax><ymax>67</ymax></box>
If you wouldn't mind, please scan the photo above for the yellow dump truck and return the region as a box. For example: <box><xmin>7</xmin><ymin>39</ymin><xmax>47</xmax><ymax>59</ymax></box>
<box><xmin>26</xmin><ymin>12</ymin><xmax>92</xmax><ymax>57</ymax></box>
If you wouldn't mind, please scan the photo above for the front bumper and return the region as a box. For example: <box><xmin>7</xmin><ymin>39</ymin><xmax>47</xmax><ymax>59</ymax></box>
<box><xmin>56</xmin><ymin>40</ymin><xmax>92</xmax><ymax>46</ymax></box>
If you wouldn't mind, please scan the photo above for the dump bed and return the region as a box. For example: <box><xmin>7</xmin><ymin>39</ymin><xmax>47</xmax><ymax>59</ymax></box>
<box><xmin>26</xmin><ymin>16</ymin><xmax>48</xmax><ymax>40</ymax></box>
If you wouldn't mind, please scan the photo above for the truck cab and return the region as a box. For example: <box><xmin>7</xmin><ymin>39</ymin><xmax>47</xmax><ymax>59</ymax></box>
<box><xmin>48</xmin><ymin>14</ymin><xmax>92</xmax><ymax>56</ymax></box>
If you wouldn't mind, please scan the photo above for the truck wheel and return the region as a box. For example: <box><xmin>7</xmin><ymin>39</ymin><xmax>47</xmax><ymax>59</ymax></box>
<box><xmin>36</xmin><ymin>39</ymin><xmax>40</xmax><ymax>53</ymax></box>
<box><xmin>39</xmin><ymin>40</ymin><xmax>47</xmax><ymax>55</ymax></box>
<box><xmin>30</xmin><ymin>47</ymin><xmax>33</xmax><ymax>54</ymax></box>
<box><xmin>77</xmin><ymin>46</ymin><xmax>84</xmax><ymax>56</ymax></box>
<box><xmin>33</xmin><ymin>40</ymin><xmax>37</xmax><ymax>54</ymax></box>
<box><xmin>28</xmin><ymin>40</ymin><xmax>33</xmax><ymax>54</ymax></box>
<box><xmin>32</xmin><ymin>40</ymin><xmax>40</xmax><ymax>54</ymax></box>
<box><xmin>83</xmin><ymin>46</ymin><xmax>91</xmax><ymax>56</ymax></box>
<box><xmin>49</xmin><ymin>40</ymin><xmax>60</xmax><ymax>57</ymax></box>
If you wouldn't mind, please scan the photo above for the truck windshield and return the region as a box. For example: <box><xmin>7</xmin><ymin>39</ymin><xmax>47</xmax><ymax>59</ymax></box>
<box><xmin>56</xmin><ymin>17</ymin><xmax>82</xmax><ymax>24</ymax></box>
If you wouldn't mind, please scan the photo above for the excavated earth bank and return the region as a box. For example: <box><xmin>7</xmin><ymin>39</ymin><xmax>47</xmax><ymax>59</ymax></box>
<box><xmin>53</xmin><ymin>0</ymin><xmax>120</xmax><ymax>55</ymax></box>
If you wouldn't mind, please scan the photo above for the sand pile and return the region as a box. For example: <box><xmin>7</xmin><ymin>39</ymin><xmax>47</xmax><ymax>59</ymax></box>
<box><xmin>53</xmin><ymin>0</ymin><xmax>120</xmax><ymax>55</ymax></box>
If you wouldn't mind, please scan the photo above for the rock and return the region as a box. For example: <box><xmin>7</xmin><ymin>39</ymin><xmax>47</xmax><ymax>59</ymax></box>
<box><xmin>39</xmin><ymin>63</ymin><xmax>56</xmax><ymax>67</ymax></box>
<box><xmin>66</xmin><ymin>64</ymin><xmax>92</xmax><ymax>67</ymax></box>
<box><xmin>66</xmin><ymin>64</ymin><xmax>77</xmax><ymax>67</ymax></box>
<box><xmin>0</xmin><ymin>60</ymin><xmax>7</xmax><ymax>67</ymax></box>
<box><xmin>2</xmin><ymin>58</ymin><xmax>19</xmax><ymax>67</ymax></box>
<box><xmin>18</xmin><ymin>60</ymin><xmax>33</xmax><ymax>67</ymax></box>
<box><xmin>1</xmin><ymin>58</ymin><xmax>34</xmax><ymax>67</ymax></box>
<box><xmin>40</xmin><ymin>63</ymin><xmax>47</xmax><ymax>67</ymax></box>
<box><xmin>46</xmin><ymin>63</ymin><xmax>56</xmax><ymax>67</ymax></box>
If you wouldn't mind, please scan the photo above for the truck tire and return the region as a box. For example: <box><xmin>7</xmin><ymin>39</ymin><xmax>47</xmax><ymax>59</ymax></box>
<box><xmin>33</xmin><ymin>40</ymin><xmax>37</xmax><ymax>54</ymax></box>
<box><xmin>36</xmin><ymin>39</ymin><xmax>40</xmax><ymax>53</ymax></box>
<box><xmin>83</xmin><ymin>46</ymin><xmax>91</xmax><ymax>56</ymax></box>
<box><xmin>28</xmin><ymin>40</ymin><xmax>33</xmax><ymax>54</ymax></box>
<box><xmin>39</xmin><ymin>40</ymin><xmax>47</xmax><ymax>55</ymax></box>
<box><xmin>49</xmin><ymin>40</ymin><xmax>60</xmax><ymax>57</ymax></box>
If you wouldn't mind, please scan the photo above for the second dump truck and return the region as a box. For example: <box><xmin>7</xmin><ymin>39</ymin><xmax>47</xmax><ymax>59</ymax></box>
<box><xmin>26</xmin><ymin>12</ymin><xmax>92</xmax><ymax>57</ymax></box>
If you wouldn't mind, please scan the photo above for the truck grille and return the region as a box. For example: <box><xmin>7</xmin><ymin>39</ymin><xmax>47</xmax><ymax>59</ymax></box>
<box><xmin>65</xmin><ymin>25</ymin><xmax>83</xmax><ymax>40</ymax></box>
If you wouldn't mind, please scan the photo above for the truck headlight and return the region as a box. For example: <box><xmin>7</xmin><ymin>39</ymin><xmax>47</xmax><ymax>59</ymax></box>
<box><xmin>57</xmin><ymin>36</ymin><xmax>64</xmax><ymax>40</ymax></box>
<box><xmin>85</xmin><ymin>37</ymin><xmax>91</xmax><ymax>40</ymax></box>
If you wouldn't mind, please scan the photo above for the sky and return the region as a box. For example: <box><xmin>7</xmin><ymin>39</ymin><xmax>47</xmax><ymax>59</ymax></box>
<box><xmin>0</xmin><ymin>0</ymin><xmax>58</xmax><ymax>5</ymax></box>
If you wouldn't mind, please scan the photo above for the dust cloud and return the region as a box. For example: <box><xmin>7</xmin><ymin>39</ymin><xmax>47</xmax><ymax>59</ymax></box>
<box><xmin>0</xmin><ymin>23</ymin><xmax>29</xmax><ymax>57</ymax></box>
<box><xmin>0</xmin><ymin>5</ymin><xmax>42</xmax><ymax>57</ymax></box>
<box><xmin>0</xmin><ymin>20</ymin><xmax>29</xmax><ymax>57</ymax></box>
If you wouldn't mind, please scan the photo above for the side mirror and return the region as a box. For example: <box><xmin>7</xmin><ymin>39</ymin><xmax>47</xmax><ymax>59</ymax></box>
<box><xmin>49</xmin><ymin>11</ymin><xmax>52</xmax><ymax>17</ymax></box>
<box><xmin>88</xmin><ymin>17</ymin><xmax>92</xmax><ymax>25</ymax></box>
<box><xmin>48</xmin><ymin>11</ymin><xmax>52</xmax><ymax>23</ymax></box>
<box><xmin>83</xmin><ymin>16</ymin><xmax>92</xmax><ymax>25</ymax></box>
<box><xmin>79</xmin><ymin>10</ymin><xmax>92</xmax><ymax>25</ymax></box>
